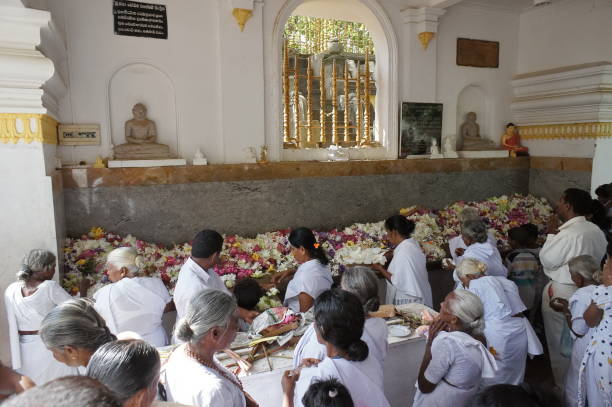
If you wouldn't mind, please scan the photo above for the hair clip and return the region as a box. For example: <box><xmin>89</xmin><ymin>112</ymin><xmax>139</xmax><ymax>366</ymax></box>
<box><xmin>328</xmin><ymin>388</ymin><xmax>338</xmax><ymax>398</ymax></box>
<box><xmin>314</xmin><ymin>243</ymin><xmax>320</xmax><ymax>249</ymax></box>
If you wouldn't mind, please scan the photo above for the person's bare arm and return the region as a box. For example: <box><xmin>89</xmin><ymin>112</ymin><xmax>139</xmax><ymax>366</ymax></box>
<box><xmin>584</xmin><ymin>302</ymin><xmax>604</xmax><ymax>328</ymax></box>
<box><xmin>298</xmin><ymin>293</ymin><xmax>314</xmax><ymax>313</ymax></box>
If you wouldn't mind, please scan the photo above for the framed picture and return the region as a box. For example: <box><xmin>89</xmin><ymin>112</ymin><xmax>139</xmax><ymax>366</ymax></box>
<box><xmin>399</xmin><ymin>102</ymin><xmax>443</xmax><ymax>158</ymax></box>
<box><xmin>58</xmin><ymin>124</ymin><xmax>101</xmax><ymax>146</ymax></box>
<box><xmin>457</xmin><ymin>38</ymin><xmax>499</xmax><ymax>68</ymax></box>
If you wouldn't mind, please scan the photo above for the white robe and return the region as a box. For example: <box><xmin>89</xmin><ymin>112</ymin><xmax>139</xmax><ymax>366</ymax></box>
<box><xmin>93</xmin><ymin>277</ymin><xmax>171</xmax><ymax>346</ymax></box>
<box><xmin>448</xmin><ymin>232</ymin><xmax>497</xmax><ymax>264</ymax></box>
<box><xmin>577</xmin><ymin>285</ymin><xmax>612</xmax><ymax>407</ymax></box>
<box><xmin>292</xmin><ymin>318</ymin><xmax>388</xmax><ymax>388</ymax></box>
<box><xmin>468</xmin><ymin>276</ymin><xmax>542</xmax><ymax>386</ymax></box>
<box><xmin>540</xmin><ymin>216</ymin><xmax>607</xmax><ymax>285</ymax></box>
<box><xmin>457</xmin><ymin>242</ymin><xmax>507</xmax><ymax>278</ymax></box>
<box><xmin>540</xmin><ymin>216</ymin><xmax>606</xmax><ymax>387</ymax></box>
<box><xmin>4</xmin><ymin>280</ymin><xmax>79</xmax><ymax>384</ymax></box>
<box><xmin>386</xmin><ymin>238</ymin><xmax>433</xmax><ymax>307</ymax></box>
<box><xmin>162</xmin><ymin>344</ymin><xmax>245</xmax><ymax>407</ymax></box>
<box><xmin>173</xmin><ymin>258</ymin><xmax>229</xmax><ymax>320</ymax></box>
<box><xmin>293</xmin><ymin>357</ymin><xmax>390</xmax><ymax>407</ymax></box>
<box><xmin>413</xmin><ymin>331</ymin><xmax>497</xmax><ymax>407</ymax></box>
<box><xmin>283</xmin><ymin>259</ymin><xmax>332</xmax><ymax>313</ymax></box>
<box><xmin>565</xmin><ymin>285</ymin><xmax>595</xmax><ymax>407</ymax></box>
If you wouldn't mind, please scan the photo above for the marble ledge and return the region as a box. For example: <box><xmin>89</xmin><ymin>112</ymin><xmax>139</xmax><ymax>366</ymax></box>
<box><xmin>61</xmin><ymin>157</ymin><xmax>530</xmax><ymax>189</ymax></box>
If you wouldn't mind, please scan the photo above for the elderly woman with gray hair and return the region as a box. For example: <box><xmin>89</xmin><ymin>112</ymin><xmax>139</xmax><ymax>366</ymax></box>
<box><xmin>447</xmin><ymin>207</ymin><xmax>498</xmax><ymax>264</ymax></box>
<box><xmin>93</xmin><ymin>247</ymin><xmax>172</xmax><ymax>347</ymax></box>
<box><xmin>162</xmin><ymin>289</ymin><xmax>259</xmax><ymax>407</ymax></box>
<box><xmin>3</xmin><ymin>249</ymin><xmax>79</xmax><ymax>384</ymax></box>
<box><xmin>292</xmin><ymin>266</ymin><xmax>388</xmax><ymax>387</ymax></box>
<box><xmin>87</xmin><ymin>340</ymin><xmax>161</xmax><ymax>407</ymax></box>
<box><xmin>455</xmin><ymin>219</ymin><xmax>507</xmax><ymax>278</ymax></box>
<box><xmin>40</xmin><ymin>297</ymin><xmax>116</xmax><ymax>368</ymax></box>
<box><xmin>549</xmin><ymin>255</ymin><xmax>601</xmax><ymax>407</ymax></box>
<box><xmin>412</xmin><ymin>289</ymin><xmax>497</xmax><ymax>407</ymax></box>
<box><xmin>455</xmin><ymin>258</ymin><xmax>542</xmax><ymax>387</ymax></box>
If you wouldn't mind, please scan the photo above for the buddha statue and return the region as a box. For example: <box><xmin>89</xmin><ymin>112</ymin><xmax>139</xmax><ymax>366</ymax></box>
<box><xmin>501</xmin><ymin>122</ymin><xmax>529</xmax><ymax>157</ymax></box>
<box><xmin>113</xmin><ymin>103</ymin><xmax>171</xmax><ymax>160</ymax></box>
<box><xmin>459</xmin><ymin>112</ymin><xmax>495</xmax><ymax>150</ymax></box>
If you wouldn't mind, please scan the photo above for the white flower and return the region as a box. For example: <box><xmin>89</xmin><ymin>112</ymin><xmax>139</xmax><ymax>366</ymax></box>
<box><xmin>221</xmin><ymin>274</ymin><xmax>236</xmax><ymax>288</ymax></box>
<box><xmin>333</xmin><ymin>246</ymin><xmax>386</xmax><ymax>265</ymax></box>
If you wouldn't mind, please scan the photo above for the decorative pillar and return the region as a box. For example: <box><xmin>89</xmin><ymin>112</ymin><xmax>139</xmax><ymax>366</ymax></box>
<box><xmin>0</xmin><ymin>0</ymin><xmax>62</xmax><ymax>365</ymax></box>
<box><xmin>511</xmin><ymin>63</ymin><xmax>612</xmax><ymax>195</ymax></box>
<box><xmin>401</xmin><ymin>7</ymin><xmax>445</xmax><ymax>102</ymax></box>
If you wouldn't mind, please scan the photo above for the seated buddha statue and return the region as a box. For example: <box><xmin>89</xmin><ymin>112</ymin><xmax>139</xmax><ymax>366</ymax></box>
<box><xmin>501</xmin><ymin>123</ymin><xmax>529</xmax><ymax>157</ymax></box>
<box><xmin>113</xmin><ymin>103</ymin><xmax>171</xmax><ymax>160</ymax></box>
<box><xmin>459</xmin><ymin>112</ymin><xmax>496</xmax><ymax>150</ymax></box>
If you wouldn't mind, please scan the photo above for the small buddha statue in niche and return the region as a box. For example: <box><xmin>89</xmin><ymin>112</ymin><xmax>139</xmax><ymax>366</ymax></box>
<box><xmin>501</xmin><ymin>122</ymin><xmax>529</xmax><ymax>157</ymax></box>
<box><xmin>459</xmin><ymin>112</ymin><xmax>495</xmax><ymax>150</ymax></box>
<box><xmin>113</xmin><ymin>103</ymin><xmax>171</xmax><ymax>160</ymax></box>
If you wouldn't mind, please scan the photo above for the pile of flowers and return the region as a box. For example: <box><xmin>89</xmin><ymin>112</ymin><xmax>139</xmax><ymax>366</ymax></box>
<box><xmin>62</xmin><ymin>194</ymin><xmax>552</xmax><ymax>299</ymax></box>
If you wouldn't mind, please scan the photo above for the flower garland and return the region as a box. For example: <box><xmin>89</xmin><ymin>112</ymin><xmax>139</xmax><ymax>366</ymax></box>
<box><xmin>62</xmin><ymin>194</ymin><xmax>552</xmax><ymax>303</ymax></box>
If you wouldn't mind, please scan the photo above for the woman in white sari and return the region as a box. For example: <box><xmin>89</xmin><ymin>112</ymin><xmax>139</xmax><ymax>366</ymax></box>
<box><xmin>456</xmin><ymin>258</ymin><xmax>542</xmax><ymax>386</ymax></box>
<box><xmin>413</xmin><ymin>289</ymin><xmax>497</xmax><ymax>407</ymax></box>
<box><xmin>549</xmin><ymin>255</ymin><xmax>600</xmax><ymax>407</ymax></box>
<box><xmin>282</xmin><ymin>289</ymin><xmax>390</xmax><ymax>407</ymax></box>
<box><xmin>162</xmin><ymin>289</ymin><xmax>259</xmax><ymax>407</ymax></box>
<box><xmin>456</xmin><ymin>219</ymin><xmax>507</xmax><ymax>278</ymax></box>
<box><xmin>293</xmin><ymin>266</ymin><xmax>387</xmax><ymax>387</ymax></box>
<box><xmin>93</xmin><ymin>247</ymin><xmax>172</xmax><ymax>346</ymax></box>
<box><xmin>373</xmin><ymin>215</ymin><xmax>432</xmax><ymax>307</ymax></box>
<box><xmin>447</xmin><ymin>207</ymin><xmax>498</xmax><ymax>264</ymax></box>
<box><xmin>3</xmin><ymin>250</ymin><xmax>78</xmax><ymax>384</ymax></box>
<box><xmin>272</xmin><ymin>228</ymin><xmax>333</xmax><ymax>313</ymax></box>
<box><xmin>577</xmin><ymin>245</ymin><xmax>612</xmax><ymax>407</ymax></box>
<box><xmin>40</xmin><ymin>298</ymin><xmax>116</xmax><ymax>369</ymax></box>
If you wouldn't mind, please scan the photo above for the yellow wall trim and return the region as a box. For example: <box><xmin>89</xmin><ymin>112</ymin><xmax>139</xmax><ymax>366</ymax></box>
<box><xmin>518</xmin><ymin>122</ymin><xmax>612</xmax><ymax>140</ymax></box>
<box><xmin>0</xmin><ymin>113</ymin><xmax>58</xmax><ymax>145</ymax></box>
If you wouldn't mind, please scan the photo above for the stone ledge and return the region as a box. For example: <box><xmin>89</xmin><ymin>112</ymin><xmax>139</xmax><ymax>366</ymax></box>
<box><xmin>529</xmin><ymin>156</ymin><xmax>592</xmax><ymax>172</ymax></box>
<box><xmin>61</xmin><ymin>157</ymin><xmax>530</xmax><ymax>189</ymax></box>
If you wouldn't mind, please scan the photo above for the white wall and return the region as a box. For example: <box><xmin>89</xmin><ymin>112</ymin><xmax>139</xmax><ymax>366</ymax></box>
<box><xmin>517</xmin><ymin>0</ymin><xmax>612</xmax><ymax>74</ymax></box>
<box><xmin>436</xmin><ymin>3</ymin><xmax>519</xmax><ymax>146</ymax></box>
<box><xmin>514</xmin><ymin>0</ymin><xmax>612</xmax><ymax>158</ymax></box>
<box><xmin>51</xmin><ymin>0</ymin><xmax>225</xmax><ymax>164</ymax></box>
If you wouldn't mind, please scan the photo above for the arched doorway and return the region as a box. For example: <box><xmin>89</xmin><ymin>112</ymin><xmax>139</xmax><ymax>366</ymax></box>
<box><xmin>266</xmin><ymin>0</ymin><xmax>398</xmax><ymax>161</ymax></box>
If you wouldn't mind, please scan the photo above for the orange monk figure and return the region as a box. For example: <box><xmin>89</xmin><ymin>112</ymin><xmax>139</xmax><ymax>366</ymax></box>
<box><xmin>501</xmin><ymin>123</ymin><xmax>529</xmax><ymax>157</ymax></box>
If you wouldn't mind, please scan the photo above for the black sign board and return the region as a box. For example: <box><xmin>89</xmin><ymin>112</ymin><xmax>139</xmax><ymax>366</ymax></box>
<box><xmin>399</xmin><ymin>102</ymin><xmax>443</xmax><ymax>158</ymax></box>
<box><xmin>113</xmin><ymin>1</ymin><xmax>167</xmax><ymax>39</ymax></box>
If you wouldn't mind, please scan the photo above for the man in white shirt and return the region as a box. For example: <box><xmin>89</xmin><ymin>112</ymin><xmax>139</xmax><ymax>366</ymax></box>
<box><xmin>540</xmin><ymin>188</ymin><xmax>607</xmax><ymax>388</ymax></box>
<box><xmin>173</xmin><ymin>230</ymin><xmax>258</xmax><ymax>326</ymax></box>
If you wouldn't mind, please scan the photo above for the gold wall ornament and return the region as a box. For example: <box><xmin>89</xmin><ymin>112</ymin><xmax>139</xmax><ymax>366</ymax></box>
<box><xmin>232</xmin><ymin>8</ymin><xmax>253</xmax><ymax>32</ymax></box>
<box><xmin>418</xmin><ymin>32</ymin><xmax>435</xmax><ymax>50</ymax></box>
<box><xmin>518</xmin><ymin>122</ymin><xmax>612</xmax><ymax>140</ymax></box>
<box><xmin>0</xmin><ymin>113</ymin><xmax>57</xmax><ymax>145</ymax></box>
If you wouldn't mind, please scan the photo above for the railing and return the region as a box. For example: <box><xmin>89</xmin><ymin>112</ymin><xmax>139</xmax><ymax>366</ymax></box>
<box><xmin>282</xmin><ymin>40</ymin><xmax>378</xmax><ymax>149</ymax></box>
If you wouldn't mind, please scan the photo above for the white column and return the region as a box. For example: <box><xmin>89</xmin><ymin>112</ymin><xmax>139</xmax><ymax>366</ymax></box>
<box><xmin>215</xmin><ymin>0</ymin><xmax>266</xmax><ymax>163</ymax></box>
<box><xmin>592</xmin><ymin>137</ymin><xmax>612</xmax><ymax>195</ymax></box>
<box><xmin>0</xmin><ymin>0</ymin><xmax>62</xmax><ymax>365</ymax></box>
<box><xmin>401</xmin><ymin>7</ymin><xmax>445</xmax><ymax>103</ymax></box>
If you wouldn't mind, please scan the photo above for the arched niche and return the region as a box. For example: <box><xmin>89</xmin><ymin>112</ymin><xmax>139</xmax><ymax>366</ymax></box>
<box><xmin>456</xmin><ymin>84</ymin><xmax>490</xmax><ymax>149</ymax></box>
<box><xmin>108</xmin><ymin>63</ymin><xmax>178</xmax><ymax>157</ymax></box>
<box><xmin>268</xmin><ymin>0</ymin><xmax>398</xmax><ymax>160</ymax></box>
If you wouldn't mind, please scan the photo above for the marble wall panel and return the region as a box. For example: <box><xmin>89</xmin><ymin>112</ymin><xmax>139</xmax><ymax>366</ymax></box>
<box><xmin>529</xmin><ymin>168</ymin><xmax>592</xmax><ymax>204</ymax></box>
<box><xmin>64</xmin><ymin>169</ymin><xmax>528</xmax><ymax>244</ymax></box>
